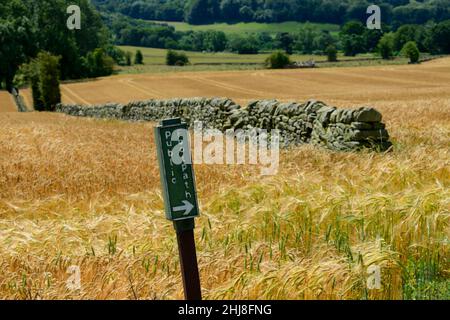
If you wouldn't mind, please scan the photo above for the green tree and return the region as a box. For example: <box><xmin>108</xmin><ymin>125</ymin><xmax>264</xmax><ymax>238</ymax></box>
<box><xmin>402</xmin><ymin>41</ymin><xmax>420</xmax><ymax>64</ymax></box>
<box><xmin>341</xmin><ymin>35</ymin><xmax>365</xmax><ymax>56</ymax></box>
<box><xmin>431</xmin><ymin>20</ymin><xmax>450</xmax><ymax>53</ymax></box>
<box><xmin>185</xmin><ymin>0</ymin><xmax>219</xmax><ymax>24</ymax></box>
<box><xmin>394</xmin><ymin>25</ymin><xmax>418</xmax><ymax>51</ymax></box>
<box><xmin>229</xmin><ymin>35</ymin><xmax>259</xmax><ymax>54</ymax></box>
<box><xmin>0</xmin><ymin>12</ymin><xmax>35</xmax><ymax>91</ymax></box>
<box><xmin>314</xmin><ymin>31</ymin><xmax>336</xmax><ymax>54</ymax></box>
<box><xmin>293</xmin><ymin>27</ymin><xmax>318</xmax><ymax>54</ymax></box>
<box><xmin>125</xmin><ymin>52</ymin><xmax>133</xmax><ymax>66</ymax></box>
<box><xmin>340</xmin><ymin>21</ymin><xmax>366</xmax><ymax>56</ymax></box>
<box><xmin>341</xmin><ymin>21</ymin><xmax>366</xmax><ymax>36</ymax></box>
<box><xmin>363</xmin><ymin>29</ymin><xmax>383</xmax><ymax>53</ymax></box>
<box><xmin>203</xmin><ymin>31</ymin><xmax>228</xmax><ymax>52</ymax></box>
<box><xmin>83</xmin><ymin>48</ymin><xmax>115</xmax><ymax>77</ymax></box>
<box><xmin>38</xmin><ymin>52</ymin><xmax>61</xmax><ymax>111</ymax></box>
<box><xmin>0</xmin><ymin>0</ymin><xmax>110</xmax><ymax>86</ymax></box>
<box><xmin>325</xmin><ymin>45</ymin><xmax>338</xmax><ymax>62</ymax></box>
<box><xmin>265</xmin><ymin>51</ymin><xmax>291</xmax><ymax>69</ymax></box>
<box><xmin>134</xmin><ymin>50</ymin><xmax>144</xmax><ymax>64</ymax></box>
<box><xmin>377</xmin><ymin>33</ymin><xmax>395</xmax><ymax>59</ymax></box>
<box><xmin>166</xmin><ymin>50</ymin><xmax>190</xmax><ymax>66</ymax></box>
<box><xmin>23</xmin><ymin>52</ymin><xmax>61</xmax><ymax>111</ymax></box>
<box><xmin>276</xmin><ymin>33</ymin><xmax>294</xmax><ymax>54</ymax></box>
<box><xmin>21</xmin><ymin>62</ymin><xmax>44</xmax><ymax>111</ymax></box>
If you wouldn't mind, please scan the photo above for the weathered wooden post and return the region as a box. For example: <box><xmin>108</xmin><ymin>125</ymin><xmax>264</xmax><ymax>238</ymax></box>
<box><xmin>154</xmin><ymin>118</ymin><xmax>202</xmax><ymax>300</ymax></box>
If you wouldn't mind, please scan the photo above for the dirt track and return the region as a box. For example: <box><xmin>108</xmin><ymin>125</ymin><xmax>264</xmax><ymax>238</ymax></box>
<box><xmin>20</xmin><ymin>57</ymin><xmax>450</xmax><ymax>109</ymax></box>
<box><xmin>0</xmin><ymin>91</ymin><xmax>16</xmax><ymax>112</ymax></box>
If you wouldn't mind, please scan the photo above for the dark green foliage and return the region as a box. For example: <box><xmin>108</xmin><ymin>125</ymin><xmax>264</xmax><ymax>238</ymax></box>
<box><xmin>125</xmin><ymin>52</ymin><xmax>133</xmax><ymax>66</ymax></box>
<box><xmin>166</xmin><ymin>50</ymin><xmax>190</xmax><ymax>66</ymax></box>
<box><xmin>105</xmin><ymin>46</ymin><xmax>127</xmax><ymax>66</ymax></box>
<box><xmin>229</xmin><ymin>35</ymin><xmax>259</xmax><ymax>54</ymax></box>
<box><xmin>203</xmin><ymin>31</ymin><xmax>228</xmax><ymax>52</ymax></box>
<box><xmin>265</xmin><ymin>51</ymin><xmax>291</xmax><ymax>69</ymax></box>
<box><xmin>325</xmin><ymin>45</ymin><xmax>338</xmax><ymax>62</ymax></box>
<box><xmin>394</xmin><ymin>25</ymin><xmax>419</xmax><ymax>51</ymax></box>
<box><xmin>97</xmin><ymin>3</ymin><xmax>449</xmax><ymax>58</ymax></box>
<box><xmin>363</xmin><ymin>29</ymin><xmax>383</xmax><ymax>53</ymax></box>
<box><xmin>21</xmin><ymin>63</ymin><xmax>44</xmax><ymax>111</ymax></box>
<box><xmin>83</xmin><ymin>48</ymin><xmax>115</xmax><ymax>77</ymax></box>
<box><xmin>276</xmin><ymin>33</ymin><xmax>294</xmax><ymax>54</ymax></box>
<box><xmin>292</xmin><ymin>28</ymin><xmax>337</xmax><ymax>54</ymax></box>
<box><xmin>0</xmin><ymin>1</ymin><xmax>36</xmax><ymax>91</ymax></box>
<box><xmin>92</xmin><ymin>0</ymin><xmax>450</xmax><ymax>26</ymax></box>
<box><xmin>23</xmin><ymin>52</ymin><xmax>61</xmax><ymax>111</ymax></box>
<box><xmin>134</xmin><ymin>50</ymin><xmax>144</xmax><ymax>64</ymax></box>
<box><xmin>339</xmin><ymin>23</ymin><xmax>383</xmax><ymax>56</ymax></box>
<box><xmin>340</xmin><ymin>21</ymin><xmax>365</xmax><ymax>56</ymax></box>
<box><xmin>402</xmin><ymin>41</ymin><xmax>420</xmax><ymax>63</ymax></box>
<box><xmin>431</xmin><ymin>20</ymin><xmax>450</xmax><ymax>53</ymax></box>
<box><xmin>0</xmin><ymin>0</ymin><xmax>112</xmax><ymax>88</ymax></box>
<box><xmin>377</xmin><ymin>33</ymin><xmax>395</xmax><ymax>59</ymax></box>
<box><xmin>341</xmin><ymin>21</ymin><xmax>366</xmax><ymax>36</ymax></box>
<box><xmin>38</xmin><ymin>52</ymin><xmax>61</xmax><ymax>111</ymax></box>
<box><xmin>341</xmin><ymin>34</ymin><xmax>365</xmax><ymax>56</ymax></box>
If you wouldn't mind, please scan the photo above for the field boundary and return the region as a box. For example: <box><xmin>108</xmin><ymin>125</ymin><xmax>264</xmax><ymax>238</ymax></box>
<box><xmin>56</xmin><ymin>98</ymin><xmax>392</xmax><ymax>152</ymax></box>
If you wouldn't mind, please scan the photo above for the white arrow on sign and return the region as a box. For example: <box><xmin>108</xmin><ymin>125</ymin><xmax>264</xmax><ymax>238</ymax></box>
<box><xmin>172</xmin><ymin>200</ymin><xmax>194</xmax><ymax>216</ymax></box>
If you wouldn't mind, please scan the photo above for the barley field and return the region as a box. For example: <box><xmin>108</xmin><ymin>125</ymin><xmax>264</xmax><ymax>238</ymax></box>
<box><xmin>0</xmin><ymin>91</ymin><xmax>17</xmax><ymax>113</ymax></box>
<box><xmin>1</xmin><ymin>59</ymin><xmax>449</xmax><ymax>300</ymax></box>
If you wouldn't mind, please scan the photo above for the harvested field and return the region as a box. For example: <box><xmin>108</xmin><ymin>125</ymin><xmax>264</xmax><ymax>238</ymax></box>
<box><xmin>2</xmin><ymin>59</ymin><xmax>449</xmax><ymax>300</ymax></box>
<box><xmin>0</xmin><ymin>91</ymin><xmax>16</xmax><ymax>113</ymax></box>
<box><xmin>21</xmin><ymin>57</ymin><xmax>450</xmax><ymax>109</ymax></box>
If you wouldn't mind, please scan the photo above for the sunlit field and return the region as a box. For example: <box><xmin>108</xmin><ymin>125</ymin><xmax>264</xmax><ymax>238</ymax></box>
<box><xmin>0</xmin><ymin>59</ymin><xmax>449</xmax><ymax>300</ymax></box>
<box><xmin>21</xmin><ymin>55</ymin><xmax>450</xmax><ymax>107</ymax></box>
<box><xmin>0</xmin><ymin>91</ymin><xmax>16</xmax><ymax>113</ymax></box>
<box><xmin>118</xmin><ymin>46</ymin><xmax>373</xmax><ymax>64</ymax></box>
<box><xmin>116</xmin><ymin>46</ymin><xmax>392</xmax><ymax>75</ymax></box>
<box><xmin>146</xmin><ymin>21</ymin><xmax>340</xmax><ymax>36</ymax></box>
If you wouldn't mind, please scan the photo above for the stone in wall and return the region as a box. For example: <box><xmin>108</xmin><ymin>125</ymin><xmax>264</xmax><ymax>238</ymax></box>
<box><xmin>56</xmin><ymin>98</ymin><xmax>392</xmax><ymax>152</ymax></box>
<box><xmin>311</xmin><ymin>106</ymin><xmax>392</xmax><ymax>151</ymax></box>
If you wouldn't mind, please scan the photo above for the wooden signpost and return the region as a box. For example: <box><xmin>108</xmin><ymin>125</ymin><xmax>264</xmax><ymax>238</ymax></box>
<box><xmin>154</xmin><ymin>118</ymin><xmax>202</xmax><ymax>301</ymax></box>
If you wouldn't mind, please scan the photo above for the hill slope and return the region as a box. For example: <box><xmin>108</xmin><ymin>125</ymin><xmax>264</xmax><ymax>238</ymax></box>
<box><xmin>93</xmin><ymin>0</ymin><xmax>450</xmax><ymax>25</ymax></box>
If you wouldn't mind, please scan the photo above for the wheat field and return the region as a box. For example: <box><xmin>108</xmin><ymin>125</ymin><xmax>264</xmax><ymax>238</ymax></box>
<box><xmin>1</xmin><ymin>60</ymin><xmax>449</xmax><ymax>300</ymax></box>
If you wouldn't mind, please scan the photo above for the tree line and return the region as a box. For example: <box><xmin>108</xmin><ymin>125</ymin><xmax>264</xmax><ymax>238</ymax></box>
<box><xmin>0</xmin><ymin>0</ymin><xmax>120</xmax><ymax>93</ymax></box>
<box><xmin>105</xmin><ymin>11</ymin><xmax>450</xmax><ymax>56</ymax></box>
<box><xmin>93</xmin><ymin>0</ymin><xmax>450</xmax><ymax>26</ymax></box>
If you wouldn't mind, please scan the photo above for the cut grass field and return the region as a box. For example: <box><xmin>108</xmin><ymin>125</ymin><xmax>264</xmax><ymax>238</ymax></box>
<box><xmin>1</xmin><ymin>59</ymin><xmax>449</xmax><ymax>300</ymax></box>
<box><xmin>115</xmin><ymin>46</ymin><xmax>417</xmax><ymax>75</ymax></box>
<box><xmin>118</xmin><ymin>46</ymin><xmax>341</xmax><ymax>65</ymax></box>
<box><xmin>149</xmin><ymin>20</ymin><xmax>340</xmax><ymax>36</ymax></box>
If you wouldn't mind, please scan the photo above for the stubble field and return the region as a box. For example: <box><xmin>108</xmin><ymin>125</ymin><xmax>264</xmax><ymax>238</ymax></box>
<box><xmin>0</xmin><ymin>91</ymin><xmax>17</xmax><ymax>113</ymax></box>
<box><xmin>20</xmin><ymin>56</ymin><xmax>450</xmax><ymax>108</ymax></box>
<box><xmin>1</xmin><ymin>59</ymin><xmax>449</xmax><ymax>299</ymax></box>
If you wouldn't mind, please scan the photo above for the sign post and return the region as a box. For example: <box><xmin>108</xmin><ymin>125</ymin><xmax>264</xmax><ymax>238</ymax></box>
<box><xmin>154</xmin><ymin>118</ymin><xmax>202</xmax><ymax>301</ymax></box>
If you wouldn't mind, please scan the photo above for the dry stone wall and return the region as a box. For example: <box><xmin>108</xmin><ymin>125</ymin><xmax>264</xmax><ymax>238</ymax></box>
<box><xmin>56</xmin><ymin>98</ymin><xmax>239</xmax><ymax>131</ymax></box>
<box><xmin>56</xmin><ymin>98</ymin><xmax>392</xmax><ymax>152</ymax></box>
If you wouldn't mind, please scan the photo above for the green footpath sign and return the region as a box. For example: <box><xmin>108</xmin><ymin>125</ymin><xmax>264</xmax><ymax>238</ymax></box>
<box><xmin>155</xmin><ymin>118</ymin><xmax>200</xmax><ymax>221</ymax></box>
